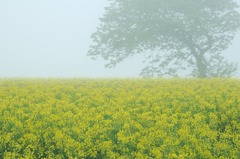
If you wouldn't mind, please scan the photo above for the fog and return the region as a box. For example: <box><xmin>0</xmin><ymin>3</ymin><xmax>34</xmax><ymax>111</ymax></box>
<box><xmin>0</xmin><ymin>0</ymin><xmax>239</xmax><ymax>78</ymax></box>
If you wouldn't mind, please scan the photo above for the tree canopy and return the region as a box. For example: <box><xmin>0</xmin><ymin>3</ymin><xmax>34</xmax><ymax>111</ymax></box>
<box><xmin>88</xmin><ymin>0</ymin><xmax>240</xmax><ymax>77</ymax></box>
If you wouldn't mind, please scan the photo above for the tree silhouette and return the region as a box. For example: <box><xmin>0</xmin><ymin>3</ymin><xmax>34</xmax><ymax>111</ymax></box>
<box><xmin>89</xmin><ymin>0</ymin><xmax>240</xmax><ymax>77</ymax></box>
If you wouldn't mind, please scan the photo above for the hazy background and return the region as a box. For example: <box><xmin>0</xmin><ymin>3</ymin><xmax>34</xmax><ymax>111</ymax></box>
<box><xmin>1</xmin><ymin>0</ymin><xmax>239</xmax><ymax>78</ymax></box>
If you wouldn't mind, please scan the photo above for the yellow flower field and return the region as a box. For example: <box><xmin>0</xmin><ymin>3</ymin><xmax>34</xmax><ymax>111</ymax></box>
<box><xmin>0</xmin><ymin>78</ymin><xmax>239</xmax><ymax>158</ymax></box>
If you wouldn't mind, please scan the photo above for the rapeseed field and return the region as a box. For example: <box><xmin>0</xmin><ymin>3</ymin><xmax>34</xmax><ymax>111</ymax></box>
<box><xmin>0</xmin><ymin>78</ymin><xmax>239</xmax><ymax>158</ymax></box>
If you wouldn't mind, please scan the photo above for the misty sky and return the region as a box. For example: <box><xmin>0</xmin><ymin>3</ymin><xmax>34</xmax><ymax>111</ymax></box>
<box><xmin>1</xmin><ymin>0</ymin><xmax>240</xmax><ymax>78</ymax></box>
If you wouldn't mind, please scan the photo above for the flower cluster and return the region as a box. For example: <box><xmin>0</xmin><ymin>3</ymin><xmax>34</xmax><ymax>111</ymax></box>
<box><xmin>0</xmin><ymin>78</ymin><xmax>239</xmax><ymax>158</ymax></box>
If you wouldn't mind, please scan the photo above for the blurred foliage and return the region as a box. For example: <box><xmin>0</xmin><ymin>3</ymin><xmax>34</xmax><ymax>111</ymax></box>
<box><xmin>0</xmin><ymin>78</ymin><xmax>240</xmax><ymax>158</ymax></box>
<box><xmin>89</xmin><ymin>0</ymin><xmax>240</xmax><ymax>77</ymax></box>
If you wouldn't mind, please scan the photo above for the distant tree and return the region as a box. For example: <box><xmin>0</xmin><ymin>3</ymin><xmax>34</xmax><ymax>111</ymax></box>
<box><xmin>88</xmin><ymin>0</ymin><xmax>240</xmax><ymax>77</ymax></box>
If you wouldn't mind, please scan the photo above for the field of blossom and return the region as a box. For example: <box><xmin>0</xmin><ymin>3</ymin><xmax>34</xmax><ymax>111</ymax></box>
<box><xmin>0</xmin><ymin>78</ymin><xmax>239</xmax><ymax>158</ymax></box>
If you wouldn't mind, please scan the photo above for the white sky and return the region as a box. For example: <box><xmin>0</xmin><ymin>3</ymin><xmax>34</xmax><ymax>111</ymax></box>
<box><xmin>0</xmin><ymin>0</ymin><xmax>239</xmax><ymax>78</ymax></box>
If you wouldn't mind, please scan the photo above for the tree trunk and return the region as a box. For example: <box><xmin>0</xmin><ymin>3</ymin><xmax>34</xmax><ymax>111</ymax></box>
<box><xmin>195</xmin><ymin>54</ymin><xmax>207</xmax><ymax>78</ymax></box>
<box><xmin>185</xmin><ymin>35</ymin><xmax>209</xmax><ymax>78</ymax></box>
